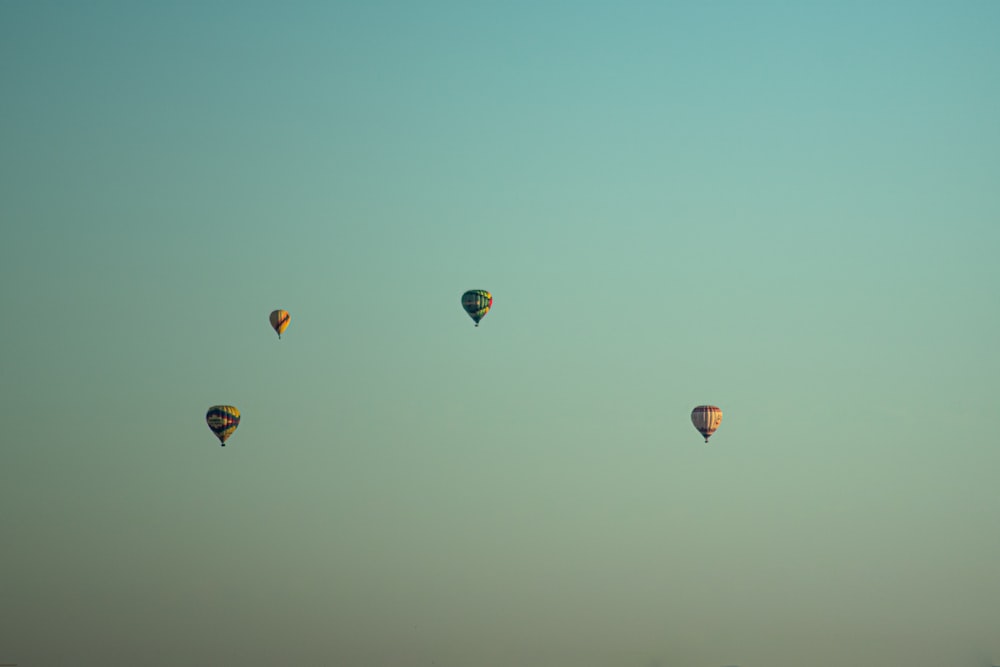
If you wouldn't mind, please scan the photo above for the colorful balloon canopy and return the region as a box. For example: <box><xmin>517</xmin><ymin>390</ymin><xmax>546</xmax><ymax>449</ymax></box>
<box><xmin>269</xmin><ymin>309</ymin><xmax>290</xmax><ymax>339</ymax></box>
<box><xmin>206</xmin><ymin>405</ymin><xmax>240</xmax><ymax>446</ymax></box>
<box><xmin>461</xmin><ymin>290</ymin><xmax>492</xmax><ymax>327</ymax></box>
<box><xmin>691</xmin><ymin>405</ymin><xmax>722</xmax><ymax>443</ymax></box>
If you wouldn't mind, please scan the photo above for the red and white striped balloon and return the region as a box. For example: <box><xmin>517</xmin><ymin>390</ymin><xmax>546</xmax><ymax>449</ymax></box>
<box><xmin>691</xmin><ymin>405</ymin><xmax>722</xmax><ymax>443</ymax></box>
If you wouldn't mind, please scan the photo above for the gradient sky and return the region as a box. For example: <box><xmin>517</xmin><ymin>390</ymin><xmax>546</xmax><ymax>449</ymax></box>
<box><xmin>2</xmin><ymin>2</ymin><xmax>999</xmax><ymax>666</ymax></box>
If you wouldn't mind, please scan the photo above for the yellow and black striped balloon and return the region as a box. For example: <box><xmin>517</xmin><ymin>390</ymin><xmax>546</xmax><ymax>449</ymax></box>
<box><xmin>206</xmin><ymin>405</ymin><xmax>240</xmax><ymax>446</ymax></box>
<box><xmin>269</xmin><ymin>309</ymin><xmax>290</xmax><ymax>338</ymax></box>
<box><xmin>461</xmin><ymin>290</ymin><xmax>492</xmax><ymax>327</ymax></box>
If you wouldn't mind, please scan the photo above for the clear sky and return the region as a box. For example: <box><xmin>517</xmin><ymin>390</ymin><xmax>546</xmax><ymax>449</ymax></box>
<box><xmin>2</xmin><ymin>2</ymin><xmax>998</xmax><ymax>666</ymax></box>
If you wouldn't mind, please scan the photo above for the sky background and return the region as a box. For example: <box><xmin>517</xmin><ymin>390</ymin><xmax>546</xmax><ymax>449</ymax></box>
<box><xmin>2</xmin><ymin>2</ymin><xmax>999</xmax><ymax>666</ymax></box>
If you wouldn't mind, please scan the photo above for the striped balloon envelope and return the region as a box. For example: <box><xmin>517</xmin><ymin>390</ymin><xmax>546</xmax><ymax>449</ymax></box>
<box><xmin>269</xmin><ymin>309</ymin><xmax>290</xmax><ymax>339</ymax></box>
<box><xmin>691</xmin><ymin>405</ymin><xmax>722</xmax><ymax>443</ymax></box>
<box><xmin>461</xmin><ymin>290</ymin><xmax>492</xmax><ymax>327</ymax></box>
<box><xmin>206</xmin><ymin>405</ymin><xmax>240</xmax><ymax>446</ymax></box>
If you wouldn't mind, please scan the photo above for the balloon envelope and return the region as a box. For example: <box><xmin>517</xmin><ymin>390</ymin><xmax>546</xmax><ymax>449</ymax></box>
<box><xmin>269</xmin><ymin>310</ymin><xmax>290</xmax><ymax>338</ymax></box>
<box><xmin>691</xmin><ymin>405</ymin><xmax>722</xmax><ymax>443</ymax></box>
<box><xmin>206</xmin><ymin>405</ymin><xmax>240</xmax><ymax>446</ymax></box>
<box><xmin>461</xmin><ymin>290</ymin><xmax>492</xmax><ymax>326</ymax></box>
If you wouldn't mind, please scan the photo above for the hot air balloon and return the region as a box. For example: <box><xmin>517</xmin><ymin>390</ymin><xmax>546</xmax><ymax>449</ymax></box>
<box><xmin>269</xmin><ymin>310</ymin><xmax>290</xmax><ymax>339</ymax></box>
<box><xmin>691</xmin><ymin>405</ymin><xmax>722</xmax><ymax>443</ymax></box>
<box><xmin>461</xmin><ymin>290</ymin><xmax>492</xmax><ymax>327</ymax></box>
<box><xmin>206</xmin><ymin>405</ymin><xmax>240</xmax><ymax>446</ymax></box>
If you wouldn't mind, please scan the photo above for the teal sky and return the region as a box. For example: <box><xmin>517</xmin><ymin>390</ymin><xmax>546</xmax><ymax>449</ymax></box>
<box><xmin>2</xmin><ymin>3</ymin><xmax>999</xmax><ymax>666</ymax></box>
